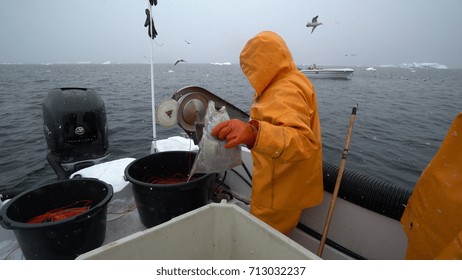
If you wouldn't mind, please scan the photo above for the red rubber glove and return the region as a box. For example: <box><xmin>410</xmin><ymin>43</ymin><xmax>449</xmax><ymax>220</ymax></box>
<box><xmin>211</xmin><ymin>119</ymin><xmax>258</xmax><ymax>149</ymax></box>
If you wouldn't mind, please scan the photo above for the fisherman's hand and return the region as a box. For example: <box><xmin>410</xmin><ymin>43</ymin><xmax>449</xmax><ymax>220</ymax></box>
<box><xmin>211</xmin><ymin>119</ymin><xmax>258</xmax><ymax>149</ymax></box>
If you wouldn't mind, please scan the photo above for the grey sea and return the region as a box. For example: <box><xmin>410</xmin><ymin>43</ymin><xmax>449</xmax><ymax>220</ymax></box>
<box><xmin>1</xmin><ymin>64</ymin><xmax>461</xmax><ymax>195</ymax></box>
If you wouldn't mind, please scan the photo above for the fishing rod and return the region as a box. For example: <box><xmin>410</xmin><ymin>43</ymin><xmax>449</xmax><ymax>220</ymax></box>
<box><xmin>317</xmin><ymin>105</ymin><xmax>358</xmax><ymax>257</ymax></box>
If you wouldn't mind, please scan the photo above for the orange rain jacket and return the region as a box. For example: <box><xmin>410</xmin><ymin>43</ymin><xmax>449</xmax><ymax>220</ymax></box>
<box><xmin>239</xmin><ymin>31</ymin><xmax>324</xmax><ymax>211</ymax></box>
<box><xmin>401</xmin><ymin>112</ymin><xmax>462</xmax><ymax>259</ymax></box>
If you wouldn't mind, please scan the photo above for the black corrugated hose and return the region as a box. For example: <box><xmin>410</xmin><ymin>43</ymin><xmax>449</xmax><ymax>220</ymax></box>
<box><xmin>322</xmin><ymin>161</ymin><xmax>412</xmax><ymax>221</ymax></box>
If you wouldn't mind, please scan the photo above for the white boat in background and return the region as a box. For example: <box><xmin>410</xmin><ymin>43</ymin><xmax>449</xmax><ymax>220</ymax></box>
<box><xmin>300</xmin><ymin>65</ymin><xmax>354</xmax><ymax>79</ymax></box>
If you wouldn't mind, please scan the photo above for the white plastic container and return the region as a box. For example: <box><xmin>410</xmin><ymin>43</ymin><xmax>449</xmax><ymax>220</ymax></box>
<box><xmin>78</xmin><ymin>201</ymin><xmax>320</xmax><ymax>260</ymax></box>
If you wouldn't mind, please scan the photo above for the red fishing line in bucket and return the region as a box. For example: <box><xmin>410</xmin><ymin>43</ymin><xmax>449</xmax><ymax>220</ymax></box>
<box><xmin>27</xmin><ymin>200</ymin><xmax>92</xmax><ymax>224</ymax></box>
<box><xmin>143</xmin><ymin>173</ymin><xmax>190</xmax><ymax>184</ymax></box>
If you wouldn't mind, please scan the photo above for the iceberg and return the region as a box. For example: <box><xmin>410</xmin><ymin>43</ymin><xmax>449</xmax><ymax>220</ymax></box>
<box><xmin>379</xmin><ymin>62</ymin><xmax>448</xmax><ymax>69</ymax></box>
<box><xmin>399</xmin><ymin>62</ymin><xmax>447</xmax><ymax>69</ymax></box>
<box><xmin>210</xmin><ymin>62</ymin><xmax>231</xmax><ymax>66</ymax></box>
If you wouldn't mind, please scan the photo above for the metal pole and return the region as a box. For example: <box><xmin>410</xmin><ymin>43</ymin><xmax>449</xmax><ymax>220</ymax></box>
<box><xmin>148</xmin><ymin>2</ymin><xmax>157</xmax><ymax>154</ymax></box>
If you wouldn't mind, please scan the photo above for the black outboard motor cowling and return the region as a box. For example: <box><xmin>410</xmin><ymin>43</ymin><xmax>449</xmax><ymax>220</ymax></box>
<box><xmin>43</xmin><ymin>88</ymin><xmax>109</xmax><ymax>178</ymax></box>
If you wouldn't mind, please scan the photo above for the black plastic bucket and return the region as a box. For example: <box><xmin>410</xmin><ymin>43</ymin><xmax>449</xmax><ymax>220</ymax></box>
<box><xmin>125</xmin><ymin>151</ymin><xmax>213</xmax><ymax>228</ymax></box>
<box><xmin>0</xmin><ymin>178</ymin><xmax>113</xmax><ymax>260</ymax></box>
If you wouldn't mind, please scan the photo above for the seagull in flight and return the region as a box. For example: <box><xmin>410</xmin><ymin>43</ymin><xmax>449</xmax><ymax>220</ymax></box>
<box><xmin>174</xmin><ymin>59</ymin><xmax>187</xmax><ymax>65</ymax></box>
<box><xmin>306</xmin><ymin>15</ymin><xmax>322</xmax><ymax>33</ymax></box>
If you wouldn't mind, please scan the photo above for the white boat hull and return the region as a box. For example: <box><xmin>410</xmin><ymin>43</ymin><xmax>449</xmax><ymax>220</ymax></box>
<box><xmin>301</xmin><ymin>68</ymin><xmax>354</xmax><ymax>79</ymax></box>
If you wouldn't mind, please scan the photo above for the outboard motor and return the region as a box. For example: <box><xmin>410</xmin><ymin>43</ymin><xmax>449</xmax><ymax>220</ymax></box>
<box><xmin>43</xmin><ymin>88</ymin><xmax>109</xmax><ymax>179</ymax></box>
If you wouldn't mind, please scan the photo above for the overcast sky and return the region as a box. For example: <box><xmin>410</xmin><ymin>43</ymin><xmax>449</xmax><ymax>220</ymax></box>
<box><xmin>1</xmin><ymin>0</ymin><xmax>461</xmax><ymax>68</ymax></box>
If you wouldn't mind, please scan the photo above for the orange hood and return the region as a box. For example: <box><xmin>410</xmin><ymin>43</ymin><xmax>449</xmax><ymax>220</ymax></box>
<box><xmin>240</xmin><ymin>31</ymin><xmax>297</xmax><ymax>95</ymax></box>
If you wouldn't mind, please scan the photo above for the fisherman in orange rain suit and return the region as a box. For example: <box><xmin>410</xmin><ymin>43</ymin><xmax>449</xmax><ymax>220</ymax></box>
<box><xmin>400</xmin><ymin>112</ymin><xmax>462</xmax><ymax>259</ymax></box>
<box><xmin>212</xmin><ymin>31</ymin><xmax>324</xmax><ymax>235</ymax></box>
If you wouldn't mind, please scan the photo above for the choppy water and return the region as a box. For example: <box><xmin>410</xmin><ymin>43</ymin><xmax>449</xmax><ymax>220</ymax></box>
<box><xmin>1</xmin><ymin>64</ymin><xmax>461</xmax><ymax>195</ymax></box>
